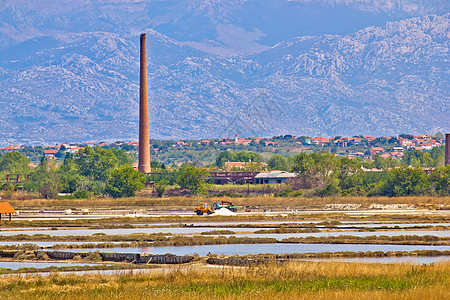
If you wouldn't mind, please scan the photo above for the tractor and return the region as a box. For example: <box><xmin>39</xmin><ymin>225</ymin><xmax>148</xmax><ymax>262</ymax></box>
<box><xmin>212</xmin><ymin>201</ymin><xmax>238</xmax><ymax>212</ymax></box>
<box><xmin>194</xmin><ymin>203</ymin><xmax>213</xmax><ymax>215</ymax></box>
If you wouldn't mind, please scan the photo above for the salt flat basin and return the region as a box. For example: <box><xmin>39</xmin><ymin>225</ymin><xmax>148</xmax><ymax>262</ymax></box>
<box><xmin>0</xmin><ymin>227</ymin><xmax>49</xmax><ymax>231</ymax></box>
<box><xmin>53</xmin><ymin>244</ymin><xmax>450</xmax><ymax>256</ymax></box>
<box><xmin>301</xmin><ymin>256</ymin><xmax>450</xmax><ymax>264</ymax></box>
<box><xmin>219</xmin><ymin>230</ymin><xmax>450</xmax><ymax>240</ymax></box>
<box><xmin>337</xmin><ymin>223</ymin><xmax>449</xmax><ymax>228</ymax></box>
<box><xmin>0</xmin><ymin>226</ymin><xmax>448</xmax><ymax>237</ymax></box>
<box><xmin>138</xmin><ymin>221</ymin><xmax>449</xmax><ymax>227</ymax></box>
<box><xmin>0</xmin><ymin>261</ymin><xmax>100</xmax><ymax>270</ymax></box>
<box><xmin>0</xmin><ymin>227</ymin><xmax>256</xmax><ymax>236</ymax></box>
<box><xmin>0</xmin><ymin>241</ymin><xmax>121</xmax><ymax>247</ymax></box>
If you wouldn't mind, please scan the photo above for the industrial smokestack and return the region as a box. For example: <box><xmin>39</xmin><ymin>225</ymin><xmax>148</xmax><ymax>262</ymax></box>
<box><xmin>138</xmin><ymin>33</ymin><xmax>150</xmax><ymax>173</ymax></box>
<box><xmin>445</xmin><ymin>133</ymin><xmax>450</xmax><ymax>166</ymax></box>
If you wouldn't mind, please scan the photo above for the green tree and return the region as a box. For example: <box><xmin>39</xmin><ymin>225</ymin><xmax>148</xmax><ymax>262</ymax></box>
<box><xmin>291</xmin><ymin>151</ymin><xmax>339</xmax><ymax>189</ymax></box>
<box><xmin>373</xmin><ymin>154</ymin><xmax>400</xmax><ymax>170</ymax></box>
<box><xmin>177</xmin><ymin>164</ymin><xmax>210</xmax><ymax>195</ymax></box>
<box><xmin>267</xmin><ymin>154</ymin><xmax>288</xmax><ymax>170</ymax></box>
<box><xmin>105</xmin><ymin>165</ymin><xmax>145</xmax><ymax>198</ymax></box>
<box><xmin>430</xmin><ymin>146</ymin><xmax>445</xmax><ymax>166</ymax></box>
<box><xmin>58</xmin><ymin>153</ymin><xmax>83</xmax><ymax>193</ymax></box>
<box><xmin>155</xmin><ymin>179</ymin><xmax>168</xmax><ymax>197</ymax></box>
<box><xmin>111</xmin><ymin>149</ymin><xmax>134</xmax><ymax>166</ymax></box>
<box><xmin>338</xmin><ymin>157</ymin><xmax>363</xmax><ymax>195</ymax></box>
<box><xmin>75</xmin><ymin>146</ymin><xmax>118</xmax><ymax>181</ymax></box>
<box><xmin>383</xmin><ymin>166</ymin><xmax>430</xmax><ymax>196</ymax></box>
<box><xmin>24</xmin><ymin>158</ymin><xmax>61</xmax><ymax>199</ymax></box>
<box><xmin>0</xmin><ymin>151</ymin><xmax>31</xmax><ymax>174</ymax></box>
<box><xmin>421</xmin><ymin>152</ymin><xmax>434</xmax><ymax>167</ymax></box>
<box><xmin>150</xmin><ymin>161</ymin><xmax>161</xmax><ymax>169</ymax></box>
<box><xmin>215</xmin><ymin>151</ymin><xmax>235</xmax><ymax>168</ymax></box>
<box><xmin>235</xmin><ymin>151</ymin><xmax>263</xmax><ymax>163</ymax></box>
<box><xmin>399</xmin><ymin>134</ymin><xmax>414</xmax><ymax>140</ymax></box>
<box><xmin>430</xmin><ymin>166</ymin><xmax>450</xmax><ymax>196</ymax></box>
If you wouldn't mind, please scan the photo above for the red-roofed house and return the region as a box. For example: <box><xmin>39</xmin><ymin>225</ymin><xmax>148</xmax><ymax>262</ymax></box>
<box><xmin>1</xmin><ymin>145</ymin><xmax>21</xmax><ymax>152</ymax></box>
<box><xmin>333</xmin><ymin>139</ymin><xmax>347</xmax><ymax>147</ymax></box>
<box><xmin>348</xmin><ymin>137</ymin><xmax>362</xmax><ymax>144</ymax></box>
<box><xmin>44</xmin><ymin>149</ymin><xmax>58</xmax><ymax>159</ymax></box>
<box><xmin>174</xmin><ymin>141</ymin><xmax>189</xmax><ymax>147</ymax></box>
<box><xmin>310</xmin><ymin>137</ymin><xmax>330</xmax><ymax>146</ymax></box>
<box><xmin>390</xmin><ymin>151</ymin><xmax>403</xmax><ymax>158</ymax></box>
<box><xmin>419</xmin><ymin>134</ymin><xmax>432</xmax><ymax>139</ymax></box>
<box><xmin>236</xmin><ymin>138</ymin><xmax>251</xmax><ymax>145</ymax></box>
<box><xmin>370</xmin><ymin>147</ymin><xmax>385</xmax><ymax>156</ymax></box>
<box><xmin>223</xmin><ymin>161</ymin><xmax>266</xmax><ymax>171</ymax></box>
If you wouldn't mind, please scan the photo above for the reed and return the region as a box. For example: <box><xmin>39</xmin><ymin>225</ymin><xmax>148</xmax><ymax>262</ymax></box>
<box><xmin>0</xmin><ymin>234</ymin><xmax>448</xmax><ymax>248</ymax></box>
<box><xmin>0</xmin><ymin>261</ymin><xmax>447</xmax><ymax>299</ymax></box>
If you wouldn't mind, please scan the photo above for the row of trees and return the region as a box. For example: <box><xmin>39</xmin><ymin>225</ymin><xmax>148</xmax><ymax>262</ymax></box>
<box><xmin>288</xmin><ymin>152</ymin><xmax>450</xmax><ymax>197</ymax></box>
<box><xmin>0</xmin><ymin>149</ymin><xmax>213</xmax><ymax>198</ymax></box>
<box><xmin>263</xmin><ymin>147</ymin><xmax>445</xmax><ymax>171</ymax></box>
<box><xmin>153</xmin><ymin>151</ymin><xmax>449</xmax><ymax>197</ymax></box>
<box><xmin>1</xmin><ymin>147</ymin><xmax>448</xmax><ymax>198</ymax></box>
<box><xmin>215</xmin><ymin>151</ymin><xmax>264</xmax><ymax>168</ymax></box>
<box><xmin>0</xmin><ymin>148</ymin><xmax>144</xmax><ymax>198</ymax></box>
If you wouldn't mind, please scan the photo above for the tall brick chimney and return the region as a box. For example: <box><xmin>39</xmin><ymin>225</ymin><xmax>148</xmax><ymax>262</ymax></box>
<box><xmin>445</xmin><ymin>133</ymin><xmax>450</xmax><ymax>166</ymax></box>
<box><xmin>138</xmin><ymin>33</ymin><xmax>150</xmax><ymax>173</ymax></box>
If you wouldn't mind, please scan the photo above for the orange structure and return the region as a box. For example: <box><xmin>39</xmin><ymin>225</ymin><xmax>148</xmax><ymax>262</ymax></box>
<box><xmin>138</xmin><ymin>33</ymin><xmax>151</xmax><ymax>173</ymax></box>
<box><xmin>0</xmin><ymin>202</ymin><xmax>16</xmax><ymax>221</ymax></box>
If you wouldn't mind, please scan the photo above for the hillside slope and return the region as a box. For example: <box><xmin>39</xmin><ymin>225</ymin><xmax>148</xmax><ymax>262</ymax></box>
<box><xmin>0</xmin><ymin>13</ymin><xmax>448</xmax><ymax>144</ymax></box>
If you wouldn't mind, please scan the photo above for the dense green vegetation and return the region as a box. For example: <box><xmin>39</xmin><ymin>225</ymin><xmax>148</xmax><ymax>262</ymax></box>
<box><xmin>0</xmin><ymin>138</ymin><xmax>448</xmax><ymax>198</ymax></box>
<box><xmin>285</xmin><ymin>151</ymin><xmax>450</xmax><ymax>197</ymax></box>
<box><xmin>177</xmin><ymin>164</ymin><xmax>210</xmax><ymax>195</ymax></box>
<box><xmin>0</xmin><ymin>147</ymin><xmax>143</xmax><ymax>199</ymax></box>
<box><xmin>215</xmin><ymin>151</ymin><xmax>263</xmax><ymax>168</ymax></box>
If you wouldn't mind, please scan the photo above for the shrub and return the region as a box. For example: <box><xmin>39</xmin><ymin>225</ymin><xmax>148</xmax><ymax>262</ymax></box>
<box><xmin>155</xmin><ymin>179</ymin><xmax>168</xmax><ymax>197</ymax></box>
<box><xmin>105</xmin><ymin>165</ymin><xmax>145</xmax><ymax>198</ymax></box>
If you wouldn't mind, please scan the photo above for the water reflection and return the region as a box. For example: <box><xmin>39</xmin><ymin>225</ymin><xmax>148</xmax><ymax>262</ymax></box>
<box><xmin>55</xmin><ymin>244</ymin><xmax>450</xmax><ymax>256</ymax></box>
<box><xmin>0</xmin><ymin>227</ymin><xmax>448</xmax><ymax>237</ymax></box>
<box><xmin>302</xmin><ymin>256</ymin><xmax>450</xmax><ymax>264</ymax></box>
<box><xmin>0</xmin><ymin>261</ymin><xmax>100</xmax><ymax>270</ymax></box>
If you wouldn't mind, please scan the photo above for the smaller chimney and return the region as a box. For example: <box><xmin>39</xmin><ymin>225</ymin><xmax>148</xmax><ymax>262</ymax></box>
<box><xmin>445</xmin><ymin>133</ymin><xmax>450</xmax><ymax>166</ymax></box>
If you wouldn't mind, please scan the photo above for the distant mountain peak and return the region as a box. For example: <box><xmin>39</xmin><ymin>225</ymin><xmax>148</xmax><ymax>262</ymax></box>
<box><xmin>0</xmin><ymin>3</ymin><xmax>448</xmax><ymax>144</ymax></box>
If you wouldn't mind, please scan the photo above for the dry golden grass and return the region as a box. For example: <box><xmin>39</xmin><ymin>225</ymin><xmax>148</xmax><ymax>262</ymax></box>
<box><xmin>7</xmin><ymin>195</ymin><xmax>450</xmax><ymax>210</ymax></box>
<box><xmin>0</xmin><ymin>261</ymin><xmax>448</xmax><ymax>299</ymax></box>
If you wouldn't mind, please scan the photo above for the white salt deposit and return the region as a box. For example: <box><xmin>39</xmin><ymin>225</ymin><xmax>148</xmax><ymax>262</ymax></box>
<box><xmin>212</xmin><ymin>208</ymin><xmax>236</xmax><ymax>216</ymax></box>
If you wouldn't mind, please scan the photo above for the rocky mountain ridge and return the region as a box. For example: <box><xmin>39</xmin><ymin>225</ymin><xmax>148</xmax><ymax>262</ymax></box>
<box><xmin>0</xmin><ymin>13</ymin><xmax>448</xmax><ymax>145</ymax></box>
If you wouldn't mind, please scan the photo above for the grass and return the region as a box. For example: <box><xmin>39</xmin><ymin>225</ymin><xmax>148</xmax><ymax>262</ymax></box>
<box><xmin>208</xmin><ymin>250</ymin><xmax>450</xmax><ymax>261</ymax></box>
<box><xmin>0</xmin><ymin>263</ymin><xmax>156</xmax><ymax>275</ymax></box>
<box><xmin>0</xmin><ymin>261</ymin><xmax>448</xmax><ymax>299</ymax></box>
<box><xmin>0</xmin><ymin>233</ymin><xmax>449</xmax><ymax>247</ymax></box>
<box><xmin>0</xmin><ymin>211</ymin><xmax>449</xmax><ymax>230</ymax></box>
<box><xmin>6</xmin><ymin>194</ymin><xmax>450</xmax><ymax>210</ymax></box>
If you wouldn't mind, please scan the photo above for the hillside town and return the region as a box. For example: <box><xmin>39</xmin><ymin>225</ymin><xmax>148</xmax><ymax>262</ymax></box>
<box><xmin>1</xmin><ymin>133</ymin><xmax>445</xmax><ymax>168</ymax></box>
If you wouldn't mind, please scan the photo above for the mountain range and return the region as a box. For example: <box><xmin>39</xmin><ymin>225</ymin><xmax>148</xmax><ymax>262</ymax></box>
<box><xmin>0</xmin><ymin>0</ymin><xmax>448</xmax><ymax>145</ymax></box>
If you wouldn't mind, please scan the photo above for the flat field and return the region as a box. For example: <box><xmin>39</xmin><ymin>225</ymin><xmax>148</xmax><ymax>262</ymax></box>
<box><xmin>0</xmin><ymin>261</ymin><xmax>448</xmax><ymax>299</ymax></box>
<box><xmin>6</xmin><ymin>195</ymin><xmax>450</xmax><ymax>210</ymax></box>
